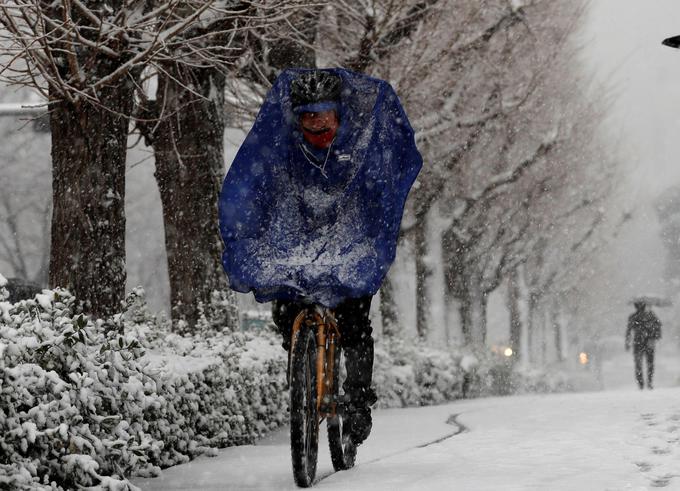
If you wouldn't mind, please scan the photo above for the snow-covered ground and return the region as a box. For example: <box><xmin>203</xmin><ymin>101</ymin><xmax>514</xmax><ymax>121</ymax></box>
<box><xmin>601</xmin><ymin>342</ymin><xmax>680</xmax><ymax>391</ymax></box>
<box><xmin>137</xmin><ymin>385</ymin><xmax>680</xmax><ymax>490</ymax></box>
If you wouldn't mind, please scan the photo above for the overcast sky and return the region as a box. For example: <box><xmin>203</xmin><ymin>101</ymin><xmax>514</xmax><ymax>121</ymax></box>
<box><xmin>575</xmin><ymin>1</ymin><xmax>680</xmax><ymax>332</ymax></box>
<box><xmin>582</xmin><ymin>0</ymin><xmax>680</xmax><ymax>200</ymax></box>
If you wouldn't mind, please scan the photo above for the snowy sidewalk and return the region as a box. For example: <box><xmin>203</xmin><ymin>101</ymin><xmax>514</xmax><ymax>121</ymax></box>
<box><xmin>136</xmin><ymin>388</ymin><xmax>680</xmax><ymax>490</ymax></box>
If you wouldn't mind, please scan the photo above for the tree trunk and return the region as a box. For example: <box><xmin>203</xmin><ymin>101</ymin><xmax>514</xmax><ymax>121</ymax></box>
<box><xmin>140</xmin><ymin>65</ymin><xmax>228</xmax><ymax>328</ymax></box>
<box><xmin>526</xmin><ymin>292</ymin><xmax>539</xmax><ymax>364</ymax></box>
<box><xmin>442</xmin><ymin>228</ymin><xmax>465</xmax><ymax>345</ymax></box>
<box><xmin>507</xmin><ymin>268</ymin><xmax>522</xmax><ymax>362</ymax></box>
<box><xmin>443</xmin><ymin>289</ymin><xmax>463</xmax><ymax>346</ymax></box>
<box><xmin>49</xmin><ymin>84</ymin><xmax>133</xmax><ymax>318</ymax></box>
<box><xmin>414</xmin><ymin>216</ymin><xmax>431</xmax><ymax>339</ymax></box>
<box><xmin>379</xmin><ymin>274</ymin><xmax>399</xmax><ymax>337</ymax></box>
<box><xmin>540</xmin><ymin>306</ymin><xmax>548</xmax><ymax>365</ymax></box>
<box><xmin>552</xmin><ymin>303</ymin><xmax>564</xmax><ymax>362</ymax></box>
<box><xmin>459</xmin><ymin>274</ymin><xmax>488</xmax><ymax>345</ymax></box>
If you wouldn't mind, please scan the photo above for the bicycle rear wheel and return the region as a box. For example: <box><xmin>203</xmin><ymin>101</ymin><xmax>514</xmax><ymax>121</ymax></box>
<box><xmin>327</xmin><ymin>344</ymin><xmax>357</xmax><ymax>471</ymax></box>
<box><xmin>290</xmin><ymin>325</ymin><xmax>319</xmax><ymax>487</ymax></box>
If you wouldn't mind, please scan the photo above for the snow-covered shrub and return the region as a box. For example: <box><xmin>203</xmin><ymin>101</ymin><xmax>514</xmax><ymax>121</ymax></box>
<box><xmin>470</xmin><ymin>354</ymin><xmax>573</xmax><ymax>396</ymax></box>
<box><xmin>373</xmin><ymin>337</ymin><xmax>466</xmax><ymax>407</ymax></box>
<box><xmin>0</xmin><ymin>284</ymin><xmax>571</xmax><ymax>489</ymax></box>
<box><xmin>511</xmin><ymin>365</ymin><xmax>572</xmax><ymax>393</ymax></box>
<box><xmin>0</xmin><ymin>288</ymin><xmax>286</xmax><ymax>490</ymax></box>
<box><xmin>194</xmin><ymin>290</ymin><xmax>240</xmax><ymax>335</ymax></box>
<box><xmin>373</xmin><ymin>338</ymin><xmax>574</xmax><ymax>407</ymax></box>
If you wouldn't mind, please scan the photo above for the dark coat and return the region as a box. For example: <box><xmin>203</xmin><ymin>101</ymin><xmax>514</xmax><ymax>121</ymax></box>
<box><xmin>626</xmin><ymin>309</ymin><xmax>662</xmax><ymax>350</ymax></box>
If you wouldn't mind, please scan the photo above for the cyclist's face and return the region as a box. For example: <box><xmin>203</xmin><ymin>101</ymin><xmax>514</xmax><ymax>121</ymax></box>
<box><xmin>300</xmin><ymin>110</ymin><xmax>339</xmax><ymax>149</ymax></box>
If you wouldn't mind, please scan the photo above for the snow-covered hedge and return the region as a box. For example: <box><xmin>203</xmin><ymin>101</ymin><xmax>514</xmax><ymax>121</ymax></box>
<box><xmin>0</xmin><ymin>287</ymin><xmax>286</xmax><ymax>490</ymax></box>
<box><xmin>373</xmin><ymin>337</ymin><xmax>466</xmax><ymax>407</ymax></box>
<box><xmin>373</xmin><ymin>337</ymin><xmax>572</xmax><ymax>407</ymax></box>
<box><xmin>0</xmin><ymin>281</ymin><xmax>569</xmax><ymax>489</ymax></box>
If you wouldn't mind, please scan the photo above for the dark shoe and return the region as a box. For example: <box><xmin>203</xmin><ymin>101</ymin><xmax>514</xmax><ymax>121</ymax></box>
<box><xmin>347</xmin><ymin>387</ymin><xmax>377</xmax><ymax>407</ymax></box>
<box><xmin>346</xmin><ymin>406</ymin><xmax>372</xmax><ymax>445</ymax></box>
<box><xmin>344</xmin><ymin>387</ymin><xmax>377</xmax><ymax>445</ymax></box>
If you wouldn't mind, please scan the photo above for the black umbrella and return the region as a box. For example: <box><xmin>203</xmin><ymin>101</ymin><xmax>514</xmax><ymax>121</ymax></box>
<box><xmin>662</xmin><ymin>35</ymin><xmax>680</xmax><ymax>48</ymax></box>
<box><xmin>629</xmin><ymin>295</ymin><xmax>672</xmax><ymax>307</ymax></box>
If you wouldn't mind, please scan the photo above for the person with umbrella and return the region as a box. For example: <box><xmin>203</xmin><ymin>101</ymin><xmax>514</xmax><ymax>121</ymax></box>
<box><xmin>626</xmin><ymin>297</ymin><xmax>664</xmax><ymax>389</ymax></box>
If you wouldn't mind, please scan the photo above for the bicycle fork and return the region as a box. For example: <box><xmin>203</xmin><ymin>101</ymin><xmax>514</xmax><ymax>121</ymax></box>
<box><xmin>315</xmin><ymin>312</ymin><xmax>341</xmax><ymax>419</ymax></box>
<box><xmin>290</xmin><ymin>308</ymin><xmax>341</xmax><ymax>420</ymax></box>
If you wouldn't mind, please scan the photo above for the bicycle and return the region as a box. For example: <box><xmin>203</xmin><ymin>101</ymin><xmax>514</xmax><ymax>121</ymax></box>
<box><xmin>288</xmin><ymin>304</ymin><xmax>356</xmax><ymax>487</ymax></box>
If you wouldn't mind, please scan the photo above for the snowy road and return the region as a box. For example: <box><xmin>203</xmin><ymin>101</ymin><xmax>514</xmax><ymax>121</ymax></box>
<box><xmin>136</xmin><ymin>387</ymin><xmax>680</xmax><ymax>490</ymax></box>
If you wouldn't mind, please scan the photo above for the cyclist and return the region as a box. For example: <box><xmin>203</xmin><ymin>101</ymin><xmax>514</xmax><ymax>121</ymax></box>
<box><xmin>219</xmin><ymin>68</ymin><xmax>422</xmax><ymax>446</ymax></box>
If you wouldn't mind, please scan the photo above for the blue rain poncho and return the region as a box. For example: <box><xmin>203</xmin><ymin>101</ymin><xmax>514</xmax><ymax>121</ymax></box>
<box><xmin>219</xmin><ymin>68</ymin><xmax>422</xmax><ymax>307</ymax></box>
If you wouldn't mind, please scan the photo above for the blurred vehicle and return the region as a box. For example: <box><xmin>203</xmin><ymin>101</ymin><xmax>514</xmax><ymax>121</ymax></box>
<box><xmin>240</xmin><ymin>309</ymin><xmax>273</xmax><ymax>331</ymax></box>
<box><xmin>4</xmin><ymin>277</ymin><xmax>42</xmax><ymax>303</ymax></box>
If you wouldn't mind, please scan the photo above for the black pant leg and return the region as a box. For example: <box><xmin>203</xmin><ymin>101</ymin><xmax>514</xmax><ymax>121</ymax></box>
<box><xmin>646</xmin><ymin>345</ymin><xmax>655</xmax><ymax>387</ymax></box>
<box><xmin>271</xmin><ymin>300</ymin><xmax>305</xmax><ymax>351</ymax></box>
<box><xmin>634</xmin><ymin>349</ymin><xmax>644</xmax><ymax>388</ymax></box>
<box><xmin>334</xmin><ymin>296</ymin><xmax>375</xmax><ymax>403</ymax></box>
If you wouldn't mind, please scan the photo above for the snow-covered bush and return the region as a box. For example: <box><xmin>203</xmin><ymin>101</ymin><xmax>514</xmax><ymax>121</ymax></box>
<box><xmin>0</xmin><ymin>288</ymin><xmax>286</xmax><ymax>490</ymax></box>
<box><xmin>511</xmin><ymin>364</ymin><xmax>572</xmax><ymax>394</ymax></box>
<box><xmin>194</xmin><ymin>290</ymin><xmax>240</xmax><ymax>336</ymax></box>
<box><xmin>471</xmin><ymin>354</ymin><xmax>572</xmax><ymax>396</ymax></box>
<box><xmin>373</xmin><ymin>338</ymin><xmax>573</xmax><ymax>407</ymax></box>
<box><xmin>0</xmin><ymin>285</ymin><xmax>570</xmax><ymax>489</ymax></box>
<box><xmin>373</xmin><ymin>337</ymin><xmax>466</xmax><ymax>407</ymax></box>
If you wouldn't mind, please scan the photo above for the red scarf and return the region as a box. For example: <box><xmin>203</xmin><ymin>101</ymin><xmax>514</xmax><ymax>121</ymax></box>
<box><xmin>302</xmin><ymin>127</ymin><xmax>336</xmax><ymax>149</ymax></box>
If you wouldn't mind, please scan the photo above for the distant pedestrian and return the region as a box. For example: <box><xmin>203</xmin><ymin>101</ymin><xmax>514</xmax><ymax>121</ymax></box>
<box><xmin>625</xmin><ymin>301</ymin><xmax>662</xmax><ymax>389</ymax></box>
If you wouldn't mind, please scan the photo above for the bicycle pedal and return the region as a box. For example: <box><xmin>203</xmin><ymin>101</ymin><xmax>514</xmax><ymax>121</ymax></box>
<box><xmin>335</xmin><ymin>393</ymin><xmax>350</xmax><ymax>405</ymax></box>
<box><xmin>319</xmin><ymin>402</ymin><xmax>336</xmax><ymax>415</ymax></box>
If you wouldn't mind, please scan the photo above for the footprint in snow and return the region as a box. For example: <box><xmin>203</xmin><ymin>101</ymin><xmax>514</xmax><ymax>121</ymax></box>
<box><xmin>633</xmin><ymin>410</ymin><xmax>680</xmax><ymax>489</ymax></box>
<box><xmin>651</xmin><ymin>446</ymin><xmax>671</xmax><ymax>455</ymax></box>
<box><xmin>650</xmin><ymin>475</ymin><xmax>672</xmax><ymax>488</ymax></box>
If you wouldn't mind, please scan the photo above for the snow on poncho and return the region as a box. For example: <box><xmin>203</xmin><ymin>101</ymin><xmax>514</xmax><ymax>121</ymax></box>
<box><xmin>219</xmin><ymin>68</ymin><xmax>422</xmax><ymax>307</ymax></box>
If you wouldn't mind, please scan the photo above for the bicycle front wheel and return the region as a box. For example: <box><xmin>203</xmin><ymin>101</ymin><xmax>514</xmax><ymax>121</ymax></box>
<box><xmin>290</xmin><ymin>326</ymin><xmax>319</xmax><ymax>487</ymax></box>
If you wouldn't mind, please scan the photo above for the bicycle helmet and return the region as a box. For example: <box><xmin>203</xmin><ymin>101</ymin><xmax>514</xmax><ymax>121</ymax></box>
<box><xmin>290</xmin><ymin>70</ymin><xmax>342</xmax><ymax>113</ymax></box>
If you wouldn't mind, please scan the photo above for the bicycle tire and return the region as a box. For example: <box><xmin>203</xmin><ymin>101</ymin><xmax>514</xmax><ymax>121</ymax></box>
<box><xmin>327</xmin><ymin>344</ymin><xmax>357</xmax><ymax>471</ymax></box>
<box><xmin>290</xmin><ymin>325</ymin><xmax>319</xmax><ymax>487</ymax></box>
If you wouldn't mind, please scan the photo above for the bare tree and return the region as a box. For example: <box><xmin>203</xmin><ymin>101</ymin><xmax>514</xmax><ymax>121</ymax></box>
<box><xmin>392</xmin><ymin>0</ymin><xmax>530</xmax><ymax>339</ymax></box>
<box><xmin>379</xmin><ymin>0</ymin><xmax>559</xmax><ymax>343</ymax></box>
<box><xmin>310</xmin><ymin>0</ymin><xmax>447</xmax><ymax>337</ymax></box>
<box><xmin>132</xmin><ymin>2</ymin><xmax>324</xmax><ymax>327</ymax></box>
<box><xmin>279</xmin><ymin>0</ymin><xmax>598</xmax><ymax>344</ymax></box>
<box><xmin>0</xmin><ymin>1</ymin><xmax>263</xmax><ymax>317</ymax></box>
<box><xmin>391</xmin><ymin>0</ymin><xmax>616</xmax><ymax>346</ymax></box>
